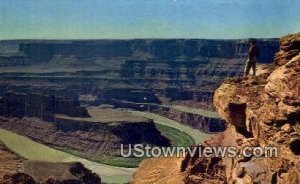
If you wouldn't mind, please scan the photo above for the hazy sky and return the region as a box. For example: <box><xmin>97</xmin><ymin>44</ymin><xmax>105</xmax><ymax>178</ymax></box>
<box><xmin>1</xmin><ymin>0</ymin><xmax>300</xmax><ymax>39</ymax></box>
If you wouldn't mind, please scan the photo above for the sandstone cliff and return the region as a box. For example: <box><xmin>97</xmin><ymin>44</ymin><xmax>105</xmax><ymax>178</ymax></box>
<box><xmin>181</xmin><ymin>33</ymin><xmax>300</xmax><ymax>183</ymax></box>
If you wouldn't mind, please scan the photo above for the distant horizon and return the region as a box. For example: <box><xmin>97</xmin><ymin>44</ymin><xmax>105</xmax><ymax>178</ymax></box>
<box><xmin>0</xmin><ymin>37</ymin><xmax>281</xmax><ymax>41</ymax></box>
<box><xmin>1</xmin><ymin>0</ymin><xmax>300</xmax><ymax>40</ymax></box>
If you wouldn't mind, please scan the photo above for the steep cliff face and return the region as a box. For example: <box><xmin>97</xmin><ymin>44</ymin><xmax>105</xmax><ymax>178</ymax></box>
<box><xmin>0</xmin><ymin>92</ymin><xmax>89</xmax><ymax>121</ymax></box>
<box><xmin>182</xmin><ymin>33</ymin><xmax>300</xmax><ymax>183</ymax></box>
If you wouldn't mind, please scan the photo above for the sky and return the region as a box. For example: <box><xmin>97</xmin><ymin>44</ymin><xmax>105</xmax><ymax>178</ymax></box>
<box><xmin>1</xmin><ymin>0</ymin><xmax>300</xmax><ymax>39</ymax></box>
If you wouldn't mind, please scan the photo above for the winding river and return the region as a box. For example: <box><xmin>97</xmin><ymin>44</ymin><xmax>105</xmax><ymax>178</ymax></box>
<box><xmin>0</xmin><ymin>111</ymin><xmax>210</xmax><ymax>183</ymax></box>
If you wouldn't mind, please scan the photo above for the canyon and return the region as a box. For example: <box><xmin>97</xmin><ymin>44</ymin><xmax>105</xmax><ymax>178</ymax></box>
<box><xmin>0</xmin><ymin>38</ymin><xmax>282</xmax><ymax>183</ymax></box>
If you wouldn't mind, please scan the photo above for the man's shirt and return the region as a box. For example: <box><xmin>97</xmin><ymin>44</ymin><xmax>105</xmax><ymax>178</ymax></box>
<box><xmin>249</xmin><ymin>45</ymin><xmax>260</xmax><ymax>60</ymax></box>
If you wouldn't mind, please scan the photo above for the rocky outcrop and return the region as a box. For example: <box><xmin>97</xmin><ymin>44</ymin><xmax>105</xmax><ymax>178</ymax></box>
<box><xmin>1</xmin><ymin>161</ymin><xmax>101</xmax><ymax>184</ymax></box>
<box><xmin>181</xmin><ymin>137</ymin><xmax>227</xmax><ymax>184</ymax></box>
<box><xmin>182</xmin><ymin>33</ymin><xmax>300</xmax><ymax>183</ymax></box>
<box><xmin>0</xmin><ymin>92</ymin><xmax>89</xmax><ymax>121</ymax></box>
<box><xmin>275</xmin><ymin>33</ymin><xmax>300</xmax><ymax>65</ymax></box>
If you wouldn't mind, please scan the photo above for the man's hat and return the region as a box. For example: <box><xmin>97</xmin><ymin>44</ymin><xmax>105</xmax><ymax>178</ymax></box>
<box><xmin>248</xmin><ymin>39</ymin><xmax>257</xmax><ymax>44</ymax></box>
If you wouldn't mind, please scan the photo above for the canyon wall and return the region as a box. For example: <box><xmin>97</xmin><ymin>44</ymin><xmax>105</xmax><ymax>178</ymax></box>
<box><xmin>14</xmin><ymin>39</ymin><xmax>278</xmax><ymax>62</ymax></box>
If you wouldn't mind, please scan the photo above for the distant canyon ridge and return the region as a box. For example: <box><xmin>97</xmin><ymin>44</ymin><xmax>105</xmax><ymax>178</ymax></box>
<box><xmin>1</xmin><ymin>39</ymin><xmax>278</xmax><ymax>63</ymax></box>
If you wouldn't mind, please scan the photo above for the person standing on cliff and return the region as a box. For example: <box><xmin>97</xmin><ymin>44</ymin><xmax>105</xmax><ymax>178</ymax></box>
<box><xmin>244</xmin><ymin>40</ymin><xmax>260</xmax><ymax>76</ymax></box>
